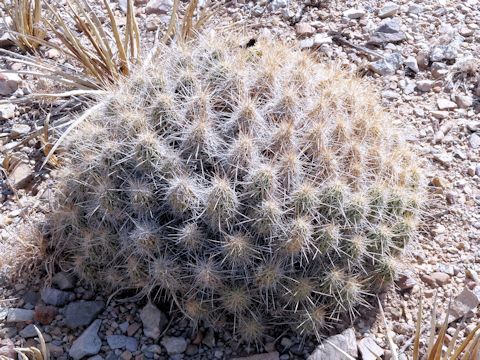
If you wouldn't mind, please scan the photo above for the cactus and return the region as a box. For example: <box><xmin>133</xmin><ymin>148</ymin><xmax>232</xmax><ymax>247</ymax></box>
<box><xmin>47</xmin><ymin>35</ymin><xmax>423</xmax><ymax>343</ymax></box>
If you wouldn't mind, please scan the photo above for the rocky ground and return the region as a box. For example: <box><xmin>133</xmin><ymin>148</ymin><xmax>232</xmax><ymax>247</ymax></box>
<box><xmin>0</xmin><ymin>0</ymin><xmax>479</xmax><ymax>359</ymax></box>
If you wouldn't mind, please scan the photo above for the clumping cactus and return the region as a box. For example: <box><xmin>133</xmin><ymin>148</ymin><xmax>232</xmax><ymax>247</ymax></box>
<box><xmin>47</xmin><ymin>35</ymin><xmax>423</xmax><ymax>342</ymax></box>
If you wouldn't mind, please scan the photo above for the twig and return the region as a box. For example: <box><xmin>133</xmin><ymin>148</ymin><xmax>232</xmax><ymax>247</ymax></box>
<box><xmin>329</xmin><ymin>31</ymin><xmax>385</xmax><ymax>60</ymax></box>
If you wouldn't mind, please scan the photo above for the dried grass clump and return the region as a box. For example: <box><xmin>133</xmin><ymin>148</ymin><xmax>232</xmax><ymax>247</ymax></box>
<box><xmin>46</xmin><ymin>35</ymin><xmax>424</xmax><ymax>342</ymax></box>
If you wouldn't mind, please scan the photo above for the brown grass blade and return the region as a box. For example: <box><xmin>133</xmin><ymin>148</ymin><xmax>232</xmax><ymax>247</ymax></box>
<box><xmin>451</xmin><ymin>323</ymin><xmax>480</xmax><ymax>359</ymax></box>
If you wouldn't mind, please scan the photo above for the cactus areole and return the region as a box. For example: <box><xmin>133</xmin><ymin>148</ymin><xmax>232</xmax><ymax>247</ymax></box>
<box><xmin>49</xmin><ymin>36</ymin><xmax>423</xmax><ymax>342</ymax></box>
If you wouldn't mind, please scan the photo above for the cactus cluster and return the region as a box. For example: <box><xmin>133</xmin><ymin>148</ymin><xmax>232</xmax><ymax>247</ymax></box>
<box><xmin>48</xmin><ymin>36</ymin><xmax>423</xmax><ymax>341</ymax></box>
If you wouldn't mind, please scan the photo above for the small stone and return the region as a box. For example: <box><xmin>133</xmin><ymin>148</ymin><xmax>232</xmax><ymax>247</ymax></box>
<box><xmin>107</xmin><ymin>335</ymin><xmax>138</xmax><ymax>352</ymax></box>
<box><xmin>378</xmin><ymin>3</ymin><xmax>399</xmax><ymax>18</ymax></box>
<box><xmin>5</xmin><ymin>308</ymin><xmax>34</xmax><ymax>322</ymax></box>
<box><xmin>367</xmin><ymin>19</ymin><xmax>406</xmax><ymax>46</ymax></box>
<box><xmin>369</xmin><ymin>53</ymin><xmax>403</xmax><ymax>76</ymax></box>
<box><xmin>52</xmin><ymin>272</ymin><xmax>76</xmax><ymax>290</ymax></box>
<box><xmin>430</xmin><ymin>44</ymin><xmax>457</xmax><ymax>62</ymax></box>
<box><xmin>69</xmin><ymin>319</ymin><xmax>102</xmax><ymax>360</ymax></box>
<box><xmin>45</xmin><ymin>48</ymin><xmax>61</xmax><ymax>59</ymax></box>
<box><xmin>145</xmin><ymin>0</ymin><xmax>173</xmax><ymax>15</ymax></box>
<box><xmin>10</xmin><ymin>124</ymin><xmax>31</xmax><ymax>138</ymax></box>
<box><xmin>232</xmin><ymin>353</ymin><xmax>280</xmax><ymax>360</ymax></box>
<box><xmin>308</xmin><ymin>328</ymin><xmax>357</xmax><ymax>360</ymax></box>
<box><xmin>295</xmin><ymin>23</ymin><xmax>315</xmax><ymax>38</ymax></box>
<box><xmin>433</xmin><ymin>152</ymin><xmax>453</xmax><ymax>167</ymax></box>
<box><xmin>358</xmin><ymin>337</ymin><xmax>384</xmax><ymax>360</ymax></box>
<box><xmin>431</xmin><ymin>62</ymin><xmax>448</xmax><ymax>79</ymax></box>
<box><xmin>280</xmin><ymin>337</ymin><xmax>293</xmax><ymax>348</ymax></box>
<box><xmin>0</xmin><ymin>339</ymin><xmax>15</xmax><ymax>359</ymax></box>
<box><xmin>40</xmin><ymin>287</ymin><xmax>73</xmax><ymax>306</ymax></box>
<box><xmin>120</xmin><ymin>350</ymin><xmax>132</xmax><ymax>360</ymax></box>
<box><xmin>446</xmin><ymin>288</ymin><xmax>480</xmax><ymax>323</ymax></box>
<box><xmin>430</xmin><ymin>272</ymin><xmax>450</xmax><ymax>286</ymax></box>
<box><xmin>299</xmin><ymin>38</ymin><xmax>314</xmax><ymax>49</ymax></box>
<box><xmin>416</xmin><ymin>80</ymin><xmax>433</xmax><ymax>92</ymax></box>
<box><xmin>140</xmin><ymin>302</ymin><xmax>167</xmax><ymax>340</ymax></box>
<box><xmin>127</xmin><ymin>323</ymin><xmax>140</xmax><ymax>337</ymax></box>
<box><xmin>271</xmin><ymin>0</ymin><xmax>287</xmax><ymax>11</ymax></box>
<box><xmin>437</xmin><ymin>98</ymin><xmax>457</xmax><ymax>111</ymax></box>
<box><xmin>48</xmin><ymin>343</ymin><xmax>64</xmax><ymax>357</ymax></box>
<box><xmin>382</xmin><ymin>90</ymin><xmax>400</xmax><ymax>100</ymax></box>
<box><xmin>343</xmin><ymin>8</ymin><xmax>365</xmax><ymax>19</ymax></box>
<box><xmin>19</xmin><ymin>324</ymin><xmax>38</xmax><ymax>338</ymax></box>
<box><xmin>455</xmin><ymin>95</ymin><xmax>473</xmax><ymax>109</ymax></box>
<box><xmin>313</xmin><ymin>34</ymin><xmax>332</xmax><ymax>46</ymax></box>
<box><xmin>65</xmin><ymin>301</ymin><xmax>105</xmax><ymax>328</ymax></box>
<box><xmin>34</xmin><ymin>305</ymin><xmax>57</xmax><ymax>325</ymax></box>
<box><xmin>430</xmin><ymin>111</ymin><xmax>449</xmax><ymax>120</ymax></box>
<box><xmin>431</xmin><ymin>176</ymin><xmax>447</xmax><ymax>188</ymax></box>
<box><xmin>202</xmin><ymin>328</ymin><xmax>215</xmax><ymax>348</ymax></box>
<box><xmin>161</xmin><ymin>336</ymin><xmax>187</xmax><ymax>355</ymax></box>
<box><xmin>416</xmin><ymin>51</ymin><xmax>429</xmax><ymax>70</ymax></box>
<box><xmin>468</xmin><ymin>134</ymin><xmax>480</xmax><ymax>149</ymax></box>
<box><xmin>396</xmin><ymin>272</ymin><xmax>416</xmax><ymax>291</ymax></box>
<box><xmin>404</xmin><ymin>56</ymin><xmax>419</xmax><ymax>73</ymax></box>
<box><xmin>0</xmin><ymin>73</ymin><xmax>21</xmax><ymax>96</ymax></box>
<box><xmin>0</xmin><ymin>103</ymin><xmax>16</xmax><ymax>120</ymax></box>
<box><xmin>9</xmin><ymin>163</ymin><xmax>34</xmax><ymax>190</ymax></box>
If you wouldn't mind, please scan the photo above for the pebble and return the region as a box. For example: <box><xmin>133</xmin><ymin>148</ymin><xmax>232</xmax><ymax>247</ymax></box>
<box><xmin>52</xmin><ymin>272</ymin><xmax>76</xmax><ymax>290</ymax></box>
<box><xmin>233</xmin><ymin>353</ymin><xmax>280</xmax><ymax>360</ymax></box>
<box><xmin>295</xmin><ymin>23</ymin><xmax>315</xmax><ymax>38</ymax></box>
<box><xmin>145</xmin><ymin>0</ymin><xmax>173</xmax><ymax>15</ymax></box>
<box><xmin>357</xmin><ymin>336</ymin><xmax>384</xmax><ymax>360</ymax></box>
<box><xmin>34</xmin><ymin>305</ymin><xmax>57</xmax><ymax>325</ymax></box>
<box><xmin>19</xmin><ymin>324</ymin><xmax>38</xmax><ymax>338</ymax></box>
<box><xmin>369</xmin><ymin>53</ymin><xmax>403</xmax><ymax>76</ymax></box>
<box><xmin>107</xmin><ymin>335</ymin><xmax>138</xmax><ymax>352</ymax></box>
<box><xmin>404</xmin><ymin>56</ymin><xmax>419</xmax><ymax>73</ymax></box>
<box><xmin>10</xmin><ymin>124</ymin><xmax>31</xmax><ymax>138</ymax></box>
<box><xmin>367</xmin><ymin>18</ymin><xmax>407</xmax><ymax>46</ymax></box>
<box><xmin>416</xmin><ymin>80</ymin><xmax>433</xmax><ymax>92</ymax></box>
<box><xmin>343</xmin><ymin>8</ymin><xmax>365</xmax><ymax>19</ymax></box>
<box><xmin>0</xmin><ymin>103</ymin><xmax>16</xmax><ymax>120</ymax></box>
<box><xmin>378</xmin><ymin>3</ymin><xmax>400</xmax><ymax>18</ymax></box>
<box><xmin>437</xmin><ymin>98</ymin><xmax>458</xmax><ymax>111</ymax></box>
<box><xmin>468</xmin><ymin>133</ymin><xmax>480</xmax><ymax>149</ymax></box>
<box><xmin>161</xmin><ymin>336</ymin><xmax>188</xmax><ymax>355</ymax></box>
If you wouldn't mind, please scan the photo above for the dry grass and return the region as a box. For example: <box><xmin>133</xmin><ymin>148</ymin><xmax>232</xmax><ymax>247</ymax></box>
<box><xmin>377</xmin><ymin>295</ymin><xmax>480</xmax><ymax>360</ymax></box>
<box><xmin>1</xmin><ymin>0</ymin><xmax>46</xmax><ymax>52</ymax></box>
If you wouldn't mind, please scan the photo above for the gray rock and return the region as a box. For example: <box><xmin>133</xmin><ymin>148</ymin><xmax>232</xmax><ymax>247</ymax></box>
<box><xmin>145</xmin><ymin>0</ymin><xmax>173</xmax><ymax>15</ymax></box>
<box><xmin>52</xmin><ymin>272</ymin><xmax>76</xmax><ymax>290</ymax></box>
<box><xmin>0</xmin><ymin>73</ymin><xmax>21</xmax><ymax>96</ymax></box>
<box><xmin>367</xmin><ymin>19</ymin><xmax>406</xmax><ymax>46</ymax></box>
<box><xmin>10</xmin><ymin>124</ymin><xmax>31</xmax><ymax>138</ymax></box>
<box><xmin>0</xmin><ymin>103</ymin><xmax>16</xmax><ymax>120</ymax></box>
<box><xmin>358</xmin><ymin>337</ymin><xmax>384</xmax><ymax>360</ymax></box>
<box><xmin>5</xmin><ymin>308</ymin><xmax>34</xmax><ymax>323</ymax></box>
<box><xmin>299</xmin><ymin>38</ymin><xmax>314</xmax><ymax>49</ymax></box>
<box><xmin>430</xmin><ymin>44</ymin><xmax>457</xmax><ymax>62</ymax></box>
<box><xmin>446</xmin><ymin>288</ymin><xmax>480</xmax><ymax>323</ymax></box>
<box><xmin>140</xmin><ymin>302</ymin><xmax>167</xmax><ymax>340</ymax></box>
<box><xmin>378</xmin><ymin>3</ymin><xmax>399</xmax><ymax>18</ymax></box>
<box><xmin>69</xmin><ymin>320</ymin><xmax>102</xmax><ymax>360</ymax></box>
<box><xmin>343</xmin><ymin>8</ymin><xmax>365</xmax><ymax>19</ymax></box>
<box><xmin>202</xmin><ymin>328</ymin><xmax>215</xmax><ymax>348</ymax></box>
<box><xmin>307</xmin><ymin>328</ymin><xmax>357</xmax><ymax>360</ymax></box>
<box><xmin>40</xmin><ymin>287</ymin><xmax>73</xmax><ymax>306</ymax></box>
<box><xmin>469</xmin><ymin>134</ymin><xmax>480</xmax><ymax>149</ymax></box>
<box><xmin>87</xmin><ymin>355</ymin><xmax>104</xmax><ymax>360</ymax></box>
<box><xmin>405</xmin><ymin>56</ymin><xmax>419</xmax><ymax>73</ymax></box>
<box><xmin>431</xmin><ymin>62</ymin><xmax>448</xmax><ymax>79</ymax></box>
<box><xmin>9</xmin><ymin>162</ymin><xmax>34</xmax><ymax>190</ymax></box>
<box><xmin>271</xmin><ymin>0</ymin><xmax>287</xmax><ymax>11</ymax></box>
<box><xmin>369</xmin><ymin>53</ymin><xmax>403</xmax><ymax>76</ymax></box>
<box><xmin>65</xmin><ymin>301</ymin><xmax>105</xmax><ymax>328</ymax></box>
<box><xmin>19</xmin><ymin>324</ymin><xmax>38</xmax><ymax>338</ymax></box>
<box><xmin>161</xmin><ymin>336</ymin><xmax>187</xmax><ymax>355</ymax></box>
<box><xmin>106</xmin><ymin>335</ymin><xmax>138</xmax><ymax>352</ymax></box>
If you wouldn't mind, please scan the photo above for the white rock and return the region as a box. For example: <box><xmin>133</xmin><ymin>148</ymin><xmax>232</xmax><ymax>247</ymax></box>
<box><xmin>358</xmin><ymin>337</ymin><xmax>384</xmax><ymax>360</ymax></box>
<box><xmin>145</xmin><ymin>0</ymin><xmax>173</xmax><ymax>15</ymax></box>
<box><xmin>343</xmin><ymin>8</ymin><xmax>365</xmax><ymax>19</ymax></box>
<box><xmin>10</xmin><ymin>124</ymin><xmax>31</xmax><ymax>138</ymax></box>
<box><xmin>437</xmin><ymin>98</ymin><xmax>457</xmax><ymax>111</ymax></box>
<box><xmin>378</xmin><ymin>3</ymin><xmax>399</xmax><ymax>18</ymax></box>
<box><xmin>271</xmin><ymin>0</ymin><xmax>287</xmax><ymax>11</ymax></box>
<box><xmin>0</xmin><ymin>103</ymin><xmax>16</xmax><ymax>120</ymax></box>
<box><xmin>405</xmin><ymin>56</ymin><xmax>419</xmax><ymax>73</ymax></box>
<box><xmin>308</xmin><ymin>328</ymin><xmax>357</xmax><ymax>360</ymax></box>
<box><xmin>69</xmin><ymin>320</ymin><xmax>102</xmax><ymax>360</ymax></box>
<box><xmin>313</xmin><ymin>34</ymin><xmax>333</xmax><ymax>45</ymax></box>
